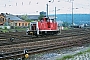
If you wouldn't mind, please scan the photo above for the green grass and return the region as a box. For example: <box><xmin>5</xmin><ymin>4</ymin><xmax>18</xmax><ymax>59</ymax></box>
<box><xmin>63</xmin><ymin>27</ymin><xmax>71</xmax><ymax>30</ymax></box>
<box><xmin>0</xmin><ymin>29</ymin><xmax>9</xmax><ymax>33</ymax></box>
<box><xmin>0</xmin><ymin>28</ymin><xmax>27</xmax><ymax>33</ymax></box>
<box><xmin>63</xmin><ymin>27</ymin><xmax>68</xmax><ymax>30</ymax></box>
<box><xmin>56</xmin><ymin>48</ymin><xmax>90</xmax><ymax>60</ymax></box>
<box><xmin>74</xmin><ymin>51</ymin><xmax>83</xmax><ymax>56</ymax></box>
<box><xmin>57</xmin><ymin>55</ymin><xmax>73</xmax><ymax>60</ymax></box>
<box><xmin>85</xmin><ymin>48</ymin><xmax>90</xmax><ymax>52</ymax></box>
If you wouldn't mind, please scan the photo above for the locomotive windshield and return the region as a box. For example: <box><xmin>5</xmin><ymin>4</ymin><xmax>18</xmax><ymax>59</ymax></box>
<box><xmin>40</xmin><ymin>17</ymin><xmax>55</xmax><ymax>22</ymax></box>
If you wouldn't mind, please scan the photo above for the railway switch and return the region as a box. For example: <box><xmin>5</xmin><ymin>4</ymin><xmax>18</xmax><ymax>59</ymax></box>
<box><xmin>25</xmin><ymin>54</ymin><xmax>29</xmax><ymax>58</ymax></box>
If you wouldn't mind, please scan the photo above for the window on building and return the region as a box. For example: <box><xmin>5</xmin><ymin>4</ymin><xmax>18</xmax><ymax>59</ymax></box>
<box><xmin>15</xmin><ymin>23</ymin><xmax>17</xmax><ymax>26</ymax></box>
<box><xmin>0</xmin><ymin>18</ymin><xmax>1</xmax><ymax>22</ymax></box>
<box><xmin>25</xmin><ymin>23</ymin><xmax>27</xmax><ymax>26</ymax></box>
<box><xmin>28</xmin><ymin>23</ymin><xmax>30</xmax><ymax>26</ymax></box>
<box><xmin>3</xmin><ymin>18</ymin><xmax>4</xmax><ymax>22</ymax></box>
<box><xmin>0</xmin><ymin>17</ymin><xmax>3</xmax><ymax>22</ymax></box>
<box><xmin>19</xmin><ymin>23</ymin><xmax>21</xmax><ymax>26</ymax></box>
<box><xmin>22</xmin><ymin>23</ymin><xmax>24</xmax><ymax>26</ymax></box>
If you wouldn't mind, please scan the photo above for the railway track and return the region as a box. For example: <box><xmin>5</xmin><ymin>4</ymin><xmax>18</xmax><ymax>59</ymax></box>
<box><xmin>0</xmin><ymin>36</ymin><xmax>89</xmax><ymax>51</ymax></box>
<box><xmin>0</xmin><ymin>28</ymin><xmax>89</xmax><ymax>40</ymax></box>
<box><xmin>0</xmin><ymin>30</ymin><xmax>90</xmax><ymax>46</ymax></box>
<box><xmin>0</xmin><ymin>28</ymin><xmax>90</xmax><ymax>59</ymax></box>
<box><xmin>0</xmin><ymin>28</ymin><xmax>90</xmax><ymax>46</ymax></box>
<box><xmin>0</xmin><ymin>36</ymin><xmax>90</xmax><ymax>59</ymax></box>
<box><xmin>0</xmin><ymin>28</ymin><xmax>90</xmax><ymax>47</ymax></box>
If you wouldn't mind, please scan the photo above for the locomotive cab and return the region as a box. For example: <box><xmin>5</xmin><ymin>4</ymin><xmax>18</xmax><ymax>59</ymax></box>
<box><xmin>28</xmin><ymin>21</ymin><xmax>39</xmax><ymax>36</ymax></box>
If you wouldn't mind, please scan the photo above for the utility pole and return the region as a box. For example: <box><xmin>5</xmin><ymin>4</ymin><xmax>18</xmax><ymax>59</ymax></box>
<box><xmin>55</xmin><ymin>7</ymin><xmax>56</xmax><ymax>21</ymax></box>
<box><xmin>46</xmin><ymin>4</ymin><xmax>48</xmax><ymax>17</ymax></box>
<box><xmin>72</xmin><ymin>2</ymin><xmax>73</xmax><ymax>26</ymax></box>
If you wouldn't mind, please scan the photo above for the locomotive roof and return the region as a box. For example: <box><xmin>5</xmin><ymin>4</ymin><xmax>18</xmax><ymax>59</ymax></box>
<box><xmin>43</xmin><ymin>15</ymin><xmax>56</xmax><ymax>19</ymax></box>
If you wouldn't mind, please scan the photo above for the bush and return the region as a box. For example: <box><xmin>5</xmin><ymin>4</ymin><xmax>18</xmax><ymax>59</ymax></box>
<box><xmin>4</xmin><ymin>27</ymin><xmax>7</xmax><ymax>29</ymax></box>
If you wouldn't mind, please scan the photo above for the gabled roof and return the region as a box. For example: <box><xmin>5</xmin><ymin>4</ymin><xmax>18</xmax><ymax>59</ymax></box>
<box><xmin>0</xmin><ymin>13</ymin><xmax>22</xmax><ymax>21</ymax></box>
<box><xmin>18</xmin><ymin>15</ymin><xmax>56</xmax><ymax>20</ymax></box>
<box><xmin>17</xmin><ymin>15</ymin><xmax>39</xmax><ymax>20</ymax></box>
<box><xmin>6</xmin><ymin>15</ymin><xmax>22</xmax><ymax>20</ymax></box>
<box><xmin>27</xmin><ymin>15</ymin><xmax>39</xmax><ymax>20</ymax></box>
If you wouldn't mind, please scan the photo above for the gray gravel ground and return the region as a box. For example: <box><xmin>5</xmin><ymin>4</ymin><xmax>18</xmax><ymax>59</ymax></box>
<box><xmin>27</xmin><ymin>44</ymin><xmax>90</xmax><ymax>60</ymax></box>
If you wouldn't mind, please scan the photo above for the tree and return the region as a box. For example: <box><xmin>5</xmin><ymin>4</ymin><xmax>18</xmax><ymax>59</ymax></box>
<box><xmin>21</xmin><ymin>15</ymin><xmax>28</xmax><ymax>20</ymax></box>
<box><xmin>62</xmin><ymin>22</ymin><xmax>69</xmax><ymax>27</ymax></box>
<box><xmin>38</xmin><ymin>14</ymin><xmax>44</xmax><ymax>20</ymax></box>
<box><xmin>21</xmin><ymin>15</ymin><xmax>33</xmax><ymax>22</ymax></box>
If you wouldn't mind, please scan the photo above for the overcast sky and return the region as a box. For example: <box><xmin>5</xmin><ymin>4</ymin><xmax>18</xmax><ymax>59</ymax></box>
<box><xmin>0</xmin><ymin>0</ymin><xmax>90</xmax><ymax>15</ymax></box>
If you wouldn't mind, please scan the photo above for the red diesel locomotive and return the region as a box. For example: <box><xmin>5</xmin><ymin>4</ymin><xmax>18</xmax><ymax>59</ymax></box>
<box><xmin>27</xmin><ymin>17</ymin><xmax>59</xmax><ymax>36</ymax></box>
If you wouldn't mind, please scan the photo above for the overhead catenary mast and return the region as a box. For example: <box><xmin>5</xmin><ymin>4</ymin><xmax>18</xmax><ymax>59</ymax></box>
<box><xmin>22</xmin><ymin>2</ymin><xmax>23</xmax><ymax>5</ymax></box>
<box><xmin>16</xmin><ymin>3</ymin><xmax>17</xmax><ymax>6</ymax></box>
<box><xmin>55</xmin><ymin>7</ymin><xmax>56</xmax><ymax>21</ymax></box>
<box><xmin>46</xmin><ymin>4</ymin><xmax>49</xmax><ymax>17</ymax></box>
